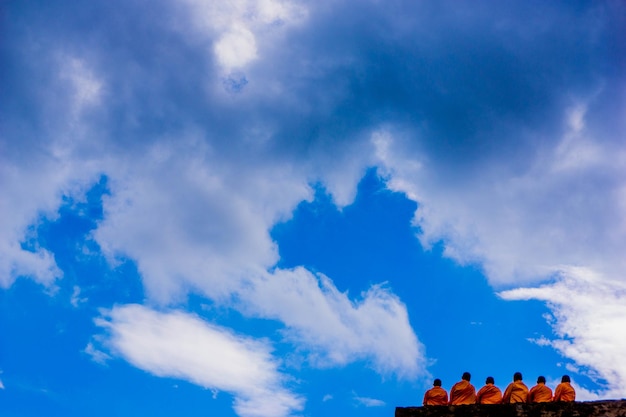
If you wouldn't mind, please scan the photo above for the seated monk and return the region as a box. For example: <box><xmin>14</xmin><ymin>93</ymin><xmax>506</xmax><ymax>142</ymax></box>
<box><xmin>449</xmin><ymin>372</ymin><xmax>476</xmax><ymax>405</ymax></box>
<box><xmin>423</xmin><ymin>379</ymin><xmax>448</xmax><ymax>406</ymax></box>
<box><xmin>553</xmin><ymin>375</ymin><xmax>576</xmax><ymax>402</ymax></box>
<box><xmin>528</xmin><ymin>376</ymin><xmax>553</xmax><ymax>403</ymax></box>
<box><xmin>476</xmin><ymin>376</ymin><xmax>502</xmax><ymax>404</ymax></box>
<box><xmin>502</xmin><ymin>372</ymin><xmax>529</xmax><ymax>403</ymax></box>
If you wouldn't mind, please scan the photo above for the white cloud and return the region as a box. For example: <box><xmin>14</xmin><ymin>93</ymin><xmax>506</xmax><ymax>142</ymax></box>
<box><xmin>93</xmin><ymin>138</ymin><xmax>311</xmax><ymax>302</ymax></box>
<box><xmin>0</xmin><ymin>49</ymin><xmax>105</xmax><ymax>289</ymax></box>
<box><xmin>0</xmin><ymin>156</ymin><xmax>67</xmax><ymax>288</ymax></box>
<box><xmin>214</xmin><ymin>25</ymin><xmax>258</xmax><ymax>69</ymax></box>
<box><xmin>0</xmin><ymin>139</ymin><xmax>100</xmax><ymax>288</ymax></box>
<box><xmin>59</xmin><ymin>56</ymin><xmax>103</xmax><ymax>118</ymax></box>
<box><xmin>543</xmin><ymin>376</ymin><xmax>602</xmax><ymax>402</ymax></box>
<box><xmin>0</xmin><ymin>241</ymin><xmax>60</xmax><ymax>288</ymax></box>
<box><xmin>552</xmin><ymin>104</ymin><xmax>604</xmax><ymax>173</ymax></box>
<box><xmin>571</xmin><ymin>383</ymin><xmax>604</xmax><ymax>402</ymax></box>
<box><xmin>374</xmin><ymin>115</ymin><xmax>626</xmax><ymax>286</ymax></box>
<box><xmin>70</xmin><ymin>285</ymin><xmax>88</xmax><ymax>307</ymax></box>
<box><xmin>240</xmin><ymin>268</ymin><xmax>425</xmax><ymax>378</ymax></box>
<box><xmin>500</xmin><ymin>267</ymin><xmax>626</xmax><ymax>398</ymax></box>
<box><xmin>88</xmin><ymin>135</ymin><xmax>422</xmax><ymax>377</ymax></box>
<box><xmin>372</xmin><ymin>93</ymin><xmax>626</xmax><ymax>393</ymax></box>
<box><xmin>95</xmin><ymin>304</ymin><xmax>304</xmax><ymax>417</ymax></box>
<box><xmin>181</xmin><ymin>0</ymin><xmax>307</xmax><ymax>72</ymax></box>
<box><xmin>84</xmin><ymin>341</ymin><xmax>112</xmax><ymax>365</ymax></box>
<box><xmin>353</xmin><ymin>393</ymin><xmax>386</xmax><ymax>407</ymax></box>
<box><xmin>1</xmin><ymin>41</ymin><xmax>419</xmax><ymax>385</ymax></box>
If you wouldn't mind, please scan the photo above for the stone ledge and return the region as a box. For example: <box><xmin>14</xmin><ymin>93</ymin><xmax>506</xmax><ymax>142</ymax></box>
<box><xmin>396</xmin><ymin>400</ymin><xmax>626</xmax><ymax>417</ymax></box>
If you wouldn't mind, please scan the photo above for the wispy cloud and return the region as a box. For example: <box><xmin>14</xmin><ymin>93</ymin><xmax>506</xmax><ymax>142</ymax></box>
<box><xmin>500</xmin><ymin>267</ymin><xmax>626</xmax><ymax>398</ymax></box>
<box><xmin>84</xmin><ymin>341</ymin><xmax>111</xmax><ymax>365</ymax></box>
<box><xmin>353</xmin><ymin>392</ymin><xmax>386</xmax><ymax>407</ymax></box>
<box><xmin>70</xmin><ymin>285</ymin><xmax>88</xmax><ymax>307</ymax></box>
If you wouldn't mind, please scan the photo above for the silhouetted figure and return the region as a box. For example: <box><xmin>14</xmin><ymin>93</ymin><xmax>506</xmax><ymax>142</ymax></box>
<box><xmin>449</xmin><ymin>372</ymin><xmax>476</xmax><ymax>405</ymax></box>
<box><xmin>553</xmin><ymin>375</ymin><xmax>576</xmax><ymax>402</ymax></box>
<box><xmin>528</xmin><ymin>376</ymin><xmax>553</xmax><ymax>403</ymax></box>
<box><xmin>476</xmin><ymin>376</ymin><xmax>502</xmax><ymax>404</ymax></box>
<box><xmin>423</xmin><ymin>379</ymin><xmax>449</xmax><ymax>406</ymax></box>
<box><xmin>502</xmin><ymin>372</ymin><xmax>529</xmax><ymax>403</ymax></box>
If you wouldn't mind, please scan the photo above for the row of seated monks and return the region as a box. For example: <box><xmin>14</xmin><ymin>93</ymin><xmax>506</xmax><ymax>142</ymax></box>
<box><xmin>423</xmin><ymin>372</ymin><xmax>576</xmax><ymax>406</ymax></box>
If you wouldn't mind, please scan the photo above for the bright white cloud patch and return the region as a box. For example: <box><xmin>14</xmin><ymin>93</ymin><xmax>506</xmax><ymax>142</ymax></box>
<box><xmin>241</xmin><ymin>268</ymin><xmax>425</xmax><ymax>377</ymax></box>
<box><xmin>214</xmin><ymin>26</ymin><xmax>258</xmax><ymax>69</ymax></box>
<box><xmin>182</xmin><ymin>0</ymin><xmax>306</xmax><ymax>72</ymax></box>
<box><xmin>500</xmin><ymin>267</ymin><xmax>626</xmax><ymax>398</ymax></box>
<box><xmin>0</xmin><ymin>147</ymin><xmax>100</xmax><ymax>288</ymax></box>
<box><xmin>0</xmin><ymin>242</ymin><xmax>59</xmax><ymax>288</ymax></box>
<box><xmin>95</xmin><ymin>304</ymin><xmax>303</xmax><ymax>417</ymax></box>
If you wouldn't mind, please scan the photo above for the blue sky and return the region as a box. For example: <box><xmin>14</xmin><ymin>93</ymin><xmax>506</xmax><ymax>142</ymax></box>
<box><xmin>1</xmin><ymin>1</ymin><xmax>625</xmax><ymax>416</ymax></box>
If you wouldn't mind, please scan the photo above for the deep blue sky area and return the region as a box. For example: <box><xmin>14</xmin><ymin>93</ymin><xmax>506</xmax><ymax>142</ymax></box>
<box><xmin>2</xmin><ymin>1</ymin><xmax>625</xmax><ymax>416</ymax></box>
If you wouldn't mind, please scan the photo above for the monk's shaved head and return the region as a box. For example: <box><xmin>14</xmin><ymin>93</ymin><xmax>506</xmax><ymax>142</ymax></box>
<box><xmin>561</xmin><ymin>375</ymin><xmax>571</xmax><ymax>383</ymax></box>
<box><xmin>537</xmin><ymin>376</ymin><xmax>546</xmax><ymax>383</ymax></box>
<box><xmin>486</xmin><ymin>376</ymin><xmax>495</xmax><ymax>384</ymax></box>
<box><xmin>462</xmin><ymin>372</ymin><xmax>471</xmax><ymax>381</ymax></box>
<box><xmin>513</xmin><ymin>372</ymin><xmax>523</xmax><ymax>381</ymax></box>
<box><xmin>434</xmin><ymin>379</ymin><xmax>442</xmax><ymax>386</ymax></box>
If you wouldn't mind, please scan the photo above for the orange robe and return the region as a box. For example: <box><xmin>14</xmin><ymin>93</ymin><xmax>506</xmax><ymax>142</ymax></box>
<box><xmin>423</xmin><ymin>386</ymin><xmax>449</xmax><ymax>406</ymax></box>
<box><xmin>476</xmin><ymin>383</ymin><xmax>502</xmax><ymax>404</ymax></box>
<box><xmin>553</xmin><ymin>382</ymin><xmax>576</xmax><ymax>402</ymax></box>
<box><xmin>449</xmin><ymin>380</ymin><xmax>476</xmax><ymax>405</ymax></box>
<box><xmin>502</xmin><ymin>380</ymin><xmax>529</xmax><ymax>403</ymax></box>
<box><xmin>528</xmin><ymin>383</ymin><xmax>552</xmax><ymax>403</ymax></box>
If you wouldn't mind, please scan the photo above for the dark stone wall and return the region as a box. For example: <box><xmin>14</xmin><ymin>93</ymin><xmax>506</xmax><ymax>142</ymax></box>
<box><xmin>396</xmin><ymin>400</ymin><xmax>626</xmax><ymax>417</ymax></box>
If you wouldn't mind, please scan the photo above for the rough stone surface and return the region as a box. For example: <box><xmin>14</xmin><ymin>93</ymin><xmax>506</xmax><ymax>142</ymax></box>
<box><xmin>396</xmin><ymin>400</ymin><xmax>626</xmax><ymax>417</ymax></box>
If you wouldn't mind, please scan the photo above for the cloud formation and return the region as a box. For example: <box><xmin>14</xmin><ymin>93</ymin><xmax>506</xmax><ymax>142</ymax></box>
<box><xmin>88</xmin><ymin>138</ymin><xmax>423</xmax><ymax>377</ymax></box>
<box><xmin>353</xmin><ymin>393</ymin><xmax>386</xmax><ymax>407</ymax></box>
<box><xmin>2</xmin><ymin>0</ymin><xmax>625</xmax><ymax>407</ymax></box>
<box><xmin>94</xmin><ymin>304</ymin><xmax>303</xmax><ymax>417</ymax></box>
<box><xmin>241</xmin><ymin>268</ymin><xmax>425</xmax><ymax>376</ymax></box>
<box><xmin>500</xmin><ymin>267</ymin><xmax>626</xmax><ymax>399</ymax></box>
<box><xmin>182</xmin><ymin>0</ymin><xmax>306</xmax><ymax>72</ymax></box>
<box><xmin>374</xmin><ymin>98</ymin><xmax>626</xmax><ymax>286</ymax></box>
